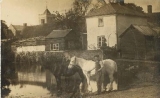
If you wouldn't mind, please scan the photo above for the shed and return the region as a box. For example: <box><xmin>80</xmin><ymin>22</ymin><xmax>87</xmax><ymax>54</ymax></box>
<box><xmin>119</xmin><ymin>24</ymin><xmax>157</xmax><ymax>59</ymax></box>
<box><xmin>45</xmin><ymin>29</ymin><xmax>79</xmax><ymax>51</ymax></box>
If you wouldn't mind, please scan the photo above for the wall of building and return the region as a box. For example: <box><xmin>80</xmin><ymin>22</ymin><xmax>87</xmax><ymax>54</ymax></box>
<box><xmin>117</xmin><ymin>15</ymin><xmax>147</xmax><ymax>49</ymax></box>
<box><xmin>45</xmin><ymin>38</ymin><xmax>65</xmax><ymax>51</ymax></box>
<box><xmin>16</xmin><ymin>45</ymin><xmax>45</xmax><ymax>53</ymax></box>
<box><xmin>39</xmin><ymin>14</ymin><xmax>54</xmax><ymax>24</ymax></box>
<box><xmin>86</xmin><ymin>15</ymin><xmax>147</xmax><ymax>50</ymax></box>
<box><xmin>120</xmin><ymin>28</ymin><xmax>146</xmax><ymax>59</ymax></box>
<box><xmin>86</xmin><ymin>15</ymin><xmax>117</xmax><ymax>50</ymax></box>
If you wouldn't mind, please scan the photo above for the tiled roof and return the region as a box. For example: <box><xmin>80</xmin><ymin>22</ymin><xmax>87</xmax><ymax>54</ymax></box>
<box><xmin>46</xmin><ymin>29</ymin><xmax>72</xmax><ymax>39</ymax></box>
<box><xmin>86</xmin><ymin>3</ymin><xmax>145</xmax><ymax>17</ymax></box>
<box><xmin>120</xmin><ymin>24</ymin><xmax>157</xmax><ymax>37</ymax></box>
<box><xmin>133</xmin><ymin>25</ymin><xmax>157</xmax><ymax>36</ymax></box>
<box><xmin>12</xmin><ymin>25</ymin><xmax>24</xmax><ymax>31</ymax></box>
<box><xmin>21</xmin><ymin>23</ymin><xmax>58</xmax><ymax>38</ymax></box>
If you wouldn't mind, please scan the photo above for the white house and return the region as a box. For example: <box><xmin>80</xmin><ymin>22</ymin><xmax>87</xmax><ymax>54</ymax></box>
<box><xmin>86</xmin><ymin>2</ymin><xmax>147</xmax><ymax>50</ymax></box>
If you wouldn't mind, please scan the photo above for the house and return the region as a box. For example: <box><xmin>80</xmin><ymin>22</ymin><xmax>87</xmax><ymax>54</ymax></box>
<box><xmin>119</xmin><ymin>24</ymin><xmax>157</xmax><ymax>59</ymax></box>
<box><xmin>45</xmin><ymin>29</ymin><xmax>79</xmax><ymax>51</ymax></box>
<box><xmin>9</xmin><ymin>23</ymin><xmax>26</xmax><ymax>38</ymax></box>
<box><xmin>85</xmin><ymin>1</ymin><xmax>147</xmax><ymax>50</ymax></box>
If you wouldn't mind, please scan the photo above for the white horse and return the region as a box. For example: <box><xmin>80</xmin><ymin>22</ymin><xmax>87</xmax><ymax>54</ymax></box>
<box><xmin>68</xmin><ymin>56</ymin><xmax>118</xmax><ymax>93</ymax></box>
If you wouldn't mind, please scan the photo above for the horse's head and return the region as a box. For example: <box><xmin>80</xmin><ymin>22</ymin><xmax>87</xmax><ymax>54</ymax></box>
<box><xmin>68</xmin><ymin>56</ymin><xmax>77</xmax><ymax>69</ymax></box>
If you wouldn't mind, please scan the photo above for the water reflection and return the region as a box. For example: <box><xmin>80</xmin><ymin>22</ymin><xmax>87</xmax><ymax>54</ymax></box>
<box><xmin>5</xmin><ymin>63</ymin><xmax>57</xmax><ymax>98</ymax></box>
<box><xmin>3</xmin><ymin>63</ymin><xmax>103</xmax><ymax>98</ymax></box>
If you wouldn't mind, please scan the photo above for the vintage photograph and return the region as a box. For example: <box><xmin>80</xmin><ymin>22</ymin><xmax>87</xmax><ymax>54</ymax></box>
<box><xmin>1</xmin><ymin>0</ymin><xmax>160</xmax><ymax>98</ymax></box>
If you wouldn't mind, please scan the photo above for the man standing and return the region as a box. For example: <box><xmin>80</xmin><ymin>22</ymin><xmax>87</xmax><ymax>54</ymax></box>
<box><xmin>94</xmin><ymin>55</ymin><xmax>103</xmax><ymax>95</ymax></box>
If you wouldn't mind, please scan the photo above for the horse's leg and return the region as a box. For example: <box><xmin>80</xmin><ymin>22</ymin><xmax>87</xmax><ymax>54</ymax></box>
<box><xmin>55</xmin><ymin>75</ymin><xmax>62</xmax><ymax>96</ymax></box>
<box><xmin>64</xmin><ymin>77</ymin><xmax>68</xmax><ymax>92</ymax></box>
<box><xmin>102</xmin><ymin>72</ymin><xmax>109</xmax><ymax>92</ymax></box>
<box><xmin>112</xmin><ymin>71</ymin><xmax>118</xmax><ymax>91</ymax></box>
<box><xmin>77</xmin><ymin>68</ymin><xmax>86</xmax><ymax>96</ymax></box>
<box><xmin>70</xmin><ymin>80</ymin><xmax>82</xmax><ymax>98</ymax></box>
<box><xmin>108</xmin><ymin>74</ymin><xmax>114</xmax><ymax>91</ymax></box>
<box><xmin>102</xmin><ymin>73</ymin><xmax>107</xmax><ymax>92</ymax></box>
<box><xmin>85</xmin><ymin>73</ymin><xmax>92</xmax><ymax>92</ymax></box>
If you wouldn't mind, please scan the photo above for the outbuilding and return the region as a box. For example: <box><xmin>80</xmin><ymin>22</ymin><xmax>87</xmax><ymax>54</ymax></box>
<box><xmin>119</xmin><ymin>24</ymin><xmax>157</xmax><ymax>59</ymax></box>
<box><xmin>45</xmin><ymin>29</ymin><xmax>79</xmax><ymax>51</ymax></box>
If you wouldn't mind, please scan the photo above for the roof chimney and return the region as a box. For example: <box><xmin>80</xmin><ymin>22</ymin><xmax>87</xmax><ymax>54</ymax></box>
<box><xmin>23</xmin><ymin>23</ymin><xmax>27</xmax><ymax>27</ymax></box>
<box><xmin>147</xmin><ymin>5</ymin><xmax>152</xmax><ymax>13</ymax></box>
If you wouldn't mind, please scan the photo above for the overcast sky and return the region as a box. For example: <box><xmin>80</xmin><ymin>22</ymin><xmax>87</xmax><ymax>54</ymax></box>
<box><xmin>1</xmin><ymin>0</ymin><xmax>160</xmax><ymax>26</ymax></box>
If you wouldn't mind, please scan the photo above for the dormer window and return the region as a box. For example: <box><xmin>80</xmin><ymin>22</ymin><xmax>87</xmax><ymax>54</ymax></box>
<box><xmin>98</xmin><ymin>18</ymin><xmax>104</xmax><ymax>27</ymax></box>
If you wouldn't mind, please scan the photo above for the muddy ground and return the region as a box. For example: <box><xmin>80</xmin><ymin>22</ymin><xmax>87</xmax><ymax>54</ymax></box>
<box><xmin>47</xmin><ymin>82</ymin><xmax>160</xmax><ymax>98</ymax></box>
<box><xmin>4</xmin><ymin>82</ymin><xmax>160</xmax><ymax>98</ymax></box>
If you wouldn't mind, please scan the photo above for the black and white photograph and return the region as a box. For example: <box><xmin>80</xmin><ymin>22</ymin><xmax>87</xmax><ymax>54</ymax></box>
<box><xmin>1</xmin><ymin>0</ymin><xmax>160</xmax><ymax>98</ymax></box>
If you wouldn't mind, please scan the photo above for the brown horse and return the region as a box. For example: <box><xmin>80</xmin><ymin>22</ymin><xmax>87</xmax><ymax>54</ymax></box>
<box><xmin>44</xmin><ymin>56</ymin><xmax>85</xmax><ymax>98</ymax></box>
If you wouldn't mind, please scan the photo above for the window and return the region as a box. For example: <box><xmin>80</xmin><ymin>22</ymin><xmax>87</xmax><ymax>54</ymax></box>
<box><xmin>98</xmin><ymin>18</ymin><xmax>104</xmax><ymax>27</ymax></box>
<box><xmin>50</xmin><ymin>43</ymin><xmax>59</xmax><ymax>51</ymax></box>
<box><xmin>41</xmin><ymin>19</ymin><xmax>45</xmax><ymax>24</ymax></box>
<box><xmin>97</xmin><ymin>36</ymin><xmax>105</xmax><ymax>48</ymax></box>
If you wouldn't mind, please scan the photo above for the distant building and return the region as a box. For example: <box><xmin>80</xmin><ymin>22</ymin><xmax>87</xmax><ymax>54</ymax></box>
<box><xmin>86</xmin><ymin>2</ymin><xmax>147</xmax><ymax>50</ymax></box>
<box><xmin>12</xmin><ymin>23</ymin><xmax>57</xmax><ymax>52</ymax></box>
<box><xmin>120</xmin><ymin>24</ymin><xmax>157</xmax><ymax>59</ymax></box>
<box><xmin>45</xmin><ymin>29</ymin><xmax>79</xmax><ymax>51</ymax></box>
<box><xmin>146</xmin><ymin>5</ymin><xmax>160</xmax><ymax>26</ymax></box>
<box><xmin>9</xmin><ymin>23</ymin><xmax>26</xmax><ymax>38</ymax></box>
<box><xmin>146</xmin><ymin>5</ymin><xmax>160</xmax><ymax>55</ymax></box>
<box><xmin>39</xmin><ymin>8</ymin><xmax>55</xmax><ymax>25</ymax></box>
<box><xmin>21</xmin><ymin>23</ymin><xmax>57</xmax><ymax>38</ymax></box>
<box><xmin>12</xmin><ymin>37</ymin><xmax>46</xmax><ymax>52</ymax></box>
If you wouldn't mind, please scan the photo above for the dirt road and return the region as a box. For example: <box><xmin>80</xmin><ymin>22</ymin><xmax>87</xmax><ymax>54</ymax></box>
<box><xmin>86</xmin><ymin>83</ymin><xmax>160</xmax><ymax>98</ymax></box>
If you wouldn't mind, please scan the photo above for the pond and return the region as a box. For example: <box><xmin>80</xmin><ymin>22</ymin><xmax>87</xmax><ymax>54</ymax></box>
<box><xmin>3</xmin><ymin>63</ymin><xmax>58</xmax><ymax>98</ymax></box>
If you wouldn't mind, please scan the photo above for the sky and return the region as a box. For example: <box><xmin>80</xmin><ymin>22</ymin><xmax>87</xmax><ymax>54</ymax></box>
<box><xmin>1</xmin><ymin>0</ymin><xmax>160</xmax><ymax>26</ymax></box>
